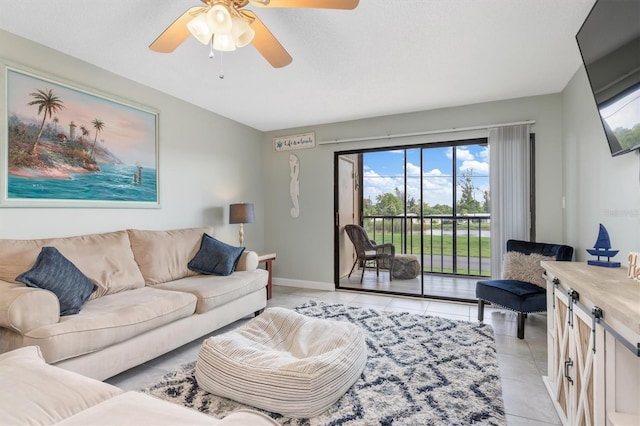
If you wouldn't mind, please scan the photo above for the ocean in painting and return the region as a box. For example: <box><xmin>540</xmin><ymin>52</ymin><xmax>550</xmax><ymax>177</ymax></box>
<box><xmin>8</xmin><ymin>164</ymin><xmax>157</xmax><ymax>202</ymax></box>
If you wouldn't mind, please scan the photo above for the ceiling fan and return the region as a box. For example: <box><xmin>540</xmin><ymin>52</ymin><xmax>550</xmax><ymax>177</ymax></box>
<box><xmin>149</xmin><ymin>0</ymin><xmax>359</xmax><ymax>68</ymax></box>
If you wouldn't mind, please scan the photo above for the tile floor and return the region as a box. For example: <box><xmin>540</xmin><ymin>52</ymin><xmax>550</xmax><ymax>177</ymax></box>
<box><xmin>339</xmin><ymin>270</ymin><xmax>479</xmax><ymax>300</ymax></box>
<box><xmin>106</xmin><ymin>286</ymin><xmax>561</xmax><ymax>425</ymax></box>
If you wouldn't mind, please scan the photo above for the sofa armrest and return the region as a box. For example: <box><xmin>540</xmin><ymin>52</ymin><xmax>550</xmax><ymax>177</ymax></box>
<box><xmin>235</xmin><ymin>251</ymin><xmax>258</xmax><ymax>272</ymax></box>
<box><xmin>0</xmin><ymin>280</ymin><xmax>59</xmax><ymax>334</ymax></box>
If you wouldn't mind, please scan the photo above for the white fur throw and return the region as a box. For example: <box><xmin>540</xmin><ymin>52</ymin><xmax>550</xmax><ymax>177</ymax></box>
<box><xmin>502</xmin><ymin>252</ymin><xmax>555</xmax><ymax>288</ymax></box>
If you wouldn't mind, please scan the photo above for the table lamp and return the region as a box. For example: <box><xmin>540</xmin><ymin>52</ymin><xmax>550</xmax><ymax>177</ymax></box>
<box><xmin>229</xmin><ymin>203</ymin><xmax>255</xmax><ymax>246</ymax></box>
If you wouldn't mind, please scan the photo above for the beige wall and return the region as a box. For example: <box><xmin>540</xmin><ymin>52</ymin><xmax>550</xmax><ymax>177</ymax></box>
<box><xmin>562</xmin><ymin>67</ymin><xmax>640</xmax><ymax>262</ymax></box>
<box><xmin>263</xmin><ymin>95</ymin><xmax>565</xmax><ymax>287</ymax></box>
<box><xmin>0</xmin><ymin>30</ymin><xmax>265</xmax><ymax>250</ymax></box>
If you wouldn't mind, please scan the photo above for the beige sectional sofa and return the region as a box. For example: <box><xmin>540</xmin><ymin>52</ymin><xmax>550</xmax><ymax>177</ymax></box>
<box><xmin>0</xmin><ymin>226</ymin><xmax>268</xmax><ymax>380</ymax></box>
<box><xmin>0</xmin><ymin>346</ymin><xmax>277</xmax><ymax>425</ymax></box>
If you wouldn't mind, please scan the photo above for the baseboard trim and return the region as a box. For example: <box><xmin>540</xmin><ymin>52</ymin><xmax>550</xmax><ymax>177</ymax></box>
<box><xmin>273</xmin><ymin>277</ymin><xmax>335</xmax><ymax>292</ymax></box>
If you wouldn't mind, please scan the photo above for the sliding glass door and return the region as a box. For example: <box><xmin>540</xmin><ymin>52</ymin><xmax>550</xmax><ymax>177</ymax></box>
<box><xmin>336</xmin><ymin>138</ymin><xmax>490</xmax><ymax>301</ymax></box>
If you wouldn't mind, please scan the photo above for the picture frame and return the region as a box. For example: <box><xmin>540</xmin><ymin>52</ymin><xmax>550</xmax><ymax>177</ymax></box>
<box><xmin>1</xmin><ymin>61</ymin><xmax>159</xmax><ymax>208</ymax></box>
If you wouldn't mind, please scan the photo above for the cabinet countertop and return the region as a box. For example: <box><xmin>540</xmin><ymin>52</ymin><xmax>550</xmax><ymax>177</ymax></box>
<box><xmin>541</xmin><ymin>261</ymin><xmax>640</xmax><ymax>335</ymax></box>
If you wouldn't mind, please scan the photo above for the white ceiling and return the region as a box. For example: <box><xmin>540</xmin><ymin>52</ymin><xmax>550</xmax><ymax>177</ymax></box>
<box><xmin>0</xmin><ymin>0</ymin><xmax>596</xmax><ymax>132</ymax></box>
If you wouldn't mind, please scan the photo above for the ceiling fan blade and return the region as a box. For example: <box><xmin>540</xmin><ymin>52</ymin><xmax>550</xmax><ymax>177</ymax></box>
<box><xmin>149</xmin><ymin>7</ymin><xmax>205</xmax><ymax>53</ymax></box>
<box><xmin>243</xmin><ymin>10</ymin><xmax>292</xmax><ymax>68</ymax></box>
<box><xmin>251</xmin><ymin>0</ymin><xmax>358</xmax><ymax>9</ymax></box>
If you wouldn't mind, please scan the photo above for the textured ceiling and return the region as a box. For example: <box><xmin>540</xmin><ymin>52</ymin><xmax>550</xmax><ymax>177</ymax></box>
<box><xmin>0</xmin><ymin>0</ymin><xmax>595</xmax><ymax>131</ymax></box>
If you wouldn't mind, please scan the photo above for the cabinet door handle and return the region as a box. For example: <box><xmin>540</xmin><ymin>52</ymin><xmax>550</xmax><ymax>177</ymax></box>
<box><xmin>564</xmin><ymin>358</ymin><xmax>574</xmax><ymax>385</ymax></box>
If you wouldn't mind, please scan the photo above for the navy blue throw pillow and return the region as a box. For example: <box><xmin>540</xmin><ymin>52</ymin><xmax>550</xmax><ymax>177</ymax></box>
<box><xmin>16</xmin><ymin>247</ymin><xmax>97</xmax><ymax>316</ymax></box>
<box><xmin>188</xmin><ymin>234</ymin><xmax>245</xmax><ymax>276</ymax></box>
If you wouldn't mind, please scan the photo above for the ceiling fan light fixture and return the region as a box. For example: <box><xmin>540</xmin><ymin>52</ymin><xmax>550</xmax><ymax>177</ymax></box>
<box><xmin>213</xmin><ymin>33</ymin><xmax>237</xmax><ymax>51</ymax></box>
<box><xmin>208</xmin><ymin>4</ymin><xmax>233</xmax><ymax>34</ymax></box>
<box><xmin>186</xmin><ymin>13</ymin><xmax>215</xmax><ymax>45</ymax></box>
<box><xmin>231</xmin><ymin>17</ymin><xmax>255</xmax><ymax>48</ymax></box>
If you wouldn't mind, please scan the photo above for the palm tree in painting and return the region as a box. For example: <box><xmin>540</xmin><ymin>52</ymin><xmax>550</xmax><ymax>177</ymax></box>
<box><xmin>52</xmin><ymin>116</ymin><xmax>59</xmax><ymax>134</ymax></box>
<box><xmin>80</xmin><ymin>125</ymin><xmax>90</xmax><ymax>146</ymax></box>
<box><xmin>28</xmin><ymin>88</ymin><xmax>65</xmax><ymax>155</ymax></box>
<box><xmin>90</xmin><ymin>118</ymin><xmax>105</xmax><ymax>159</ymax></box>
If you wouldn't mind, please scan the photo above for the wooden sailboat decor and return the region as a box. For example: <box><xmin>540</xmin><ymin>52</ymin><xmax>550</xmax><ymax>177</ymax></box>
<box><xmin>587</xmin><ymin>224</ymin><xmax>621</xmax><ymax>267</ymax></box>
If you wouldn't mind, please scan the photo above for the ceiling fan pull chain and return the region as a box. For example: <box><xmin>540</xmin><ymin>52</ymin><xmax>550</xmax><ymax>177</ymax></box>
<box><xmin>209</xmin><ymin>37</ymin><xmax>215</xmax><ymax>59</ymax></box>
<box><xmin>219</xmin><ymin>52</ymin><xmax>225</xmax><ymax>79</ymax></box>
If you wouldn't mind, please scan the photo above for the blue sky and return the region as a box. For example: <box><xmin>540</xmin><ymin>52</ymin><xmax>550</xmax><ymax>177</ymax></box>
<box><xmin>363</xmin><ymin>144</ymin><xmax>489</xmax><ymax>207</ymax></box>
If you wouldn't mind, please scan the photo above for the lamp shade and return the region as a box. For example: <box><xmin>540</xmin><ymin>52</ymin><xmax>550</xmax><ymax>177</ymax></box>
<box><xmin>209</xmin><ymin>4</ymin><xmax>232</xmax><ymax>34</ymax></box>
<box><xmin>231</xmin><ymin>16</ymin><xmax>255</xmax><ymax>48</ymax></box>
<box><xmin>213</xmin><ymin>33</ymin><xmax>236</xmax><ymax>52</ymax></box>
<box><xmin>187</xmin><ymin>12</ymin><xmax>215</xmax><ymax>45</ymax></box>
<box><xmin>229</xmin><ymin>203</ymin><xmax>255</xmax><ymax>224</ymax></box>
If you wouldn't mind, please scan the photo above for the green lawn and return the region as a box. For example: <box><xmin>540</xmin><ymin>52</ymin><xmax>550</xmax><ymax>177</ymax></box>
<box><xmin>367</xmin><ymin>231</ymin><xmax>491</xmax><ymax>258</ymax></box>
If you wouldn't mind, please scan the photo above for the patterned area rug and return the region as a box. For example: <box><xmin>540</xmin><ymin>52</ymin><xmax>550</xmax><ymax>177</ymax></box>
<box><xmin>143</xmin><ymin>301</ymin><xmax>505</xmax><ymax>425</ymax></box>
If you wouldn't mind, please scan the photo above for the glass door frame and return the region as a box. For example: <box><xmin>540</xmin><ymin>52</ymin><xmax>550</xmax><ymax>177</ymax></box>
<box><xmin>334</xmin><ymin>137</ymin><xmax>489</xmax><ymax>302</ymax></box>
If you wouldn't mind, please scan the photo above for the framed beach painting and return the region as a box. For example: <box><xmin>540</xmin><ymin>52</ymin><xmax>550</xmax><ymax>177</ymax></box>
<box><xmin>1</xmin><ymin>62</ymin><xmax>159</xmax><ymax>208</ymax></box>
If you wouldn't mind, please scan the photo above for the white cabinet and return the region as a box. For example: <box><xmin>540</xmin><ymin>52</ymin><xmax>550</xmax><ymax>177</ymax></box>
<box><xmin>542</xmin><ymin>262</ymin><xmax>640</xmax><ymax>426</ymax></box>
<box><xmin>546</xmin><ymin>281</ymin><xmax>602</xmax><ymax>425</ymax></box>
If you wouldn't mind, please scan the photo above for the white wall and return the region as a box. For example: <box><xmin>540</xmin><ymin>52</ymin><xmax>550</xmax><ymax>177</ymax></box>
<box><xmin>263</xmin><ymin>95</ymin><xmax>566</xmax><ymax>287</ymax></box>
<box><xmin>562</xmin><ymin>67</ymin><xmax>640</xmax><ymax>263</ymax></box>
<box><xmin>0</xmin><ymin>30</ymin><xmax>265</xmax><ymax>250</ymax></box>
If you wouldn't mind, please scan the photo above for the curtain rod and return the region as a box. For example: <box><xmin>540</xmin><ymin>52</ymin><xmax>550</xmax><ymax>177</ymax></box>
<box><xmin>317</xmin><ymin>120</ymin><xmax>536</xmax><ymax>145</ymax></box>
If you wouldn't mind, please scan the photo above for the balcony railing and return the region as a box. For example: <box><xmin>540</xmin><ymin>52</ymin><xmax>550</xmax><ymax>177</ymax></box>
<box><xmin>362</xmin><ymin>214</ymin><xmax>491</xmax><ymax>277</ymax></box>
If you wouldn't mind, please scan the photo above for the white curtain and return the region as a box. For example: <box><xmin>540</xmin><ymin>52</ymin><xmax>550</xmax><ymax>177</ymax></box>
<box><xmin>488</xmin><ymin>124</ymin><xmax>531</xmax><ymax>278</ymax></box>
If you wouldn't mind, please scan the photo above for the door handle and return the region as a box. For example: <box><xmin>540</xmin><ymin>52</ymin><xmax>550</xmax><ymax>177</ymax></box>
<box><xmin>564</xmin><ymin>358</ymin><xmax>574</xmax><ymax>385</ymax></box>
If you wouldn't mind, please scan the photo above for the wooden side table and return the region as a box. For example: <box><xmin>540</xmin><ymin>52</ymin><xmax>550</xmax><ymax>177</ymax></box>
<box><xmin>257</xmin><ymin>253</ymin><xmax>276</xmax><ymax>300</ymax></box>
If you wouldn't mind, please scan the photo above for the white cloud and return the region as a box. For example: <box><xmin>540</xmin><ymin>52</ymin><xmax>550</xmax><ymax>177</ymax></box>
<box><xmin>459</xmin><ymin>160</ymin><xmax>489</xmax><ymax>175</ymax></box>
<box><xmin>364</xmin><ymin>150</ymin><xmax>492</xmax><ymax>208</ymax></box>
<box><xmin>422</xmin><ymin>169</ymin><xmax>453</xmax><ymax>206</ymax></box>
<box><xmin>364</xmin><ymin>165</ymin><xmax>454</xmax><ymax>206</ymax></box>
<box><xmin>406</xmin><ymin>162</ymin><xmax>421</xmax><ymax>177</ymax></box>
<box><xmin>363</xmin><ymin>168</ymin><xmax>402</xmax><ymax>202</ymax></box>
<box><xmin>445</xmin><ymin>147</ymin><xmax>475</xmax><ymax>161</ymax></box>
<box><xmin>456</xmin><ymin>148</ymin><xmax>475</xmax><ymax>161</ymax></box>
<box><xmin>479</xmin><ymin>146</ymin><xmax>489</xmax><ymax>161</ymax></box>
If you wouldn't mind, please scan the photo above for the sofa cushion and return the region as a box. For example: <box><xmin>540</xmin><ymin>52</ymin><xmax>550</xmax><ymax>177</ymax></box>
<box><xmin>188</xmin><ymin>234</ymin><xmax>245</xmax><ymax>276</ymax></box>
<box><xmin>128</xmin><ymin>227</ymin><xmax>214</xmax><ymax>285</ymax></box>
<box><xmin>154</xmin><ymin>269</ymin><xmax>268</xmax><ymax>314</ymax></box>
<box><xmin>0</xmin><ymin>346</ymin><xmax>122</xmax><ymax>425</ymax></box>
<box><xmin>17</xmin><ymin>287</ymin><xmax>197</xmax><ymax>364</ymax></box>
<box><xmin>57</xmin><ymin>391</ymin><xmax>279</xmax><ymax>425</ymax></box>
<box><xmin>16</xmin><ymin>247</ymin><xmax>97</xmax><ymax>316</ymax></box>
<box><xmin>0</xmin><ymin>281</ymin><xmax>60</xmax><ymax>334</ymax></box>
<box><xmin>0</xmin><ymin>230</ymin><xmax>145</xmax><ymax>298</ymax></box>
<box><xmin>235</xmin><ymin>251</ymin><xmax>259</xmax><ymax>272</ymax></box>
<box><xmin>57</xmin><ymin>391</ymin><xmax>219</xmax><ymax>425</ymax></box>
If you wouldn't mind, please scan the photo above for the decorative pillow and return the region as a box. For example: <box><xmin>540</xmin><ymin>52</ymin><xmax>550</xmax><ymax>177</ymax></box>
<box><xmin>502</xmin><ymin>252</ymin><xmax>556</xmax><ymax>288</ymax></box>
<box><xmin>188</xmin><ymin>234</ymin><xmax>245</xmax><ymax>276</ymax></box>
<box><xmin>16</xmin><ymin>246</ymin><xmax>97</xmax><ymax>316</ymax></box>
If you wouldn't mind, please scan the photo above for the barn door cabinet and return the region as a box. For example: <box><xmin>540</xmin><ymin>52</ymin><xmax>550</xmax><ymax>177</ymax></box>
<box><xmin>541</xmin><ymin>261</ymin><xmax>640</xmax><ymax>426</ymax></box>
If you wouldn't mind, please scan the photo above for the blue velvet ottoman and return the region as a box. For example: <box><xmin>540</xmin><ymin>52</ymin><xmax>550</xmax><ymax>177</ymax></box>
<box><xmin>476</xmin><ymin>279</ymin><xmax>546</xmax><ymax>338</ymax></box>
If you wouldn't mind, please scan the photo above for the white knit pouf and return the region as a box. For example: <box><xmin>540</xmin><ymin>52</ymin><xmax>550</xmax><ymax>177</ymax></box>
<box><xmin>195</xmin><ymin>307</ymin><xmax>367</xmax><ymax>418</ymax></box>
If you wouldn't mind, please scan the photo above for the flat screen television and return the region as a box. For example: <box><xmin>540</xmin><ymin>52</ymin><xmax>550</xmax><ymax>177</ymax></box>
<box><xmin>576</xmin><ymin>0</ymin><xmax>640</xmax><ymax>156</ymax></box>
